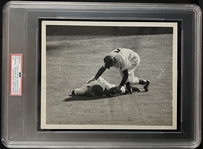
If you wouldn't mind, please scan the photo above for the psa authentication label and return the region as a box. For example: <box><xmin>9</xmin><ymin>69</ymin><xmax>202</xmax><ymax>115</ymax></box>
<box><xmin>10</xmin><ymin>54</ymin><xmax>23</xmax><ymax>96</ymax></box>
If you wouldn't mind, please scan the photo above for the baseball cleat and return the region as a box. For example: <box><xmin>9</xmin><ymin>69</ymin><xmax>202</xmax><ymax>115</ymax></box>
<box><xmin>144</xmin><ymin>80</ymin><xmax>150</xmax><ymax>92</ymax></box>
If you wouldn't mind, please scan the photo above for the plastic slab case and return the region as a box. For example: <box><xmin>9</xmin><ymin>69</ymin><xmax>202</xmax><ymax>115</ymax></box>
<box><xmin>2</xmin><ymin>1</ymin><xmax>202</xmax><ymax>148</ymax></box>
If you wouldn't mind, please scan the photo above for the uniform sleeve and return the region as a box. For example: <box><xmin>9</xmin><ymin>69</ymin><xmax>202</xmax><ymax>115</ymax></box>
<box><xmin>97</xmin><ymin>77</ymin><xmax>115</xmax><ymax>90</ymax></box>
<box><xmin>74</xmin><ymin>85</ymin><xmax>87</xmax><ymax>95</ymax></box>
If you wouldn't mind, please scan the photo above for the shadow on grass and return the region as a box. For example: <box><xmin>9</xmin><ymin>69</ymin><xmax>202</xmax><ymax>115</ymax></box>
<box><xmin>63</xmin><ymin>95</ymin><xmax>112</xmax><ymax>102</ymax></box>
<box><xmin>63</xmin><ymin>96</ymin><xmax>110</xmax><ymax>102</ymax></box>
<box><xmin>63</xmin><ymin>90</ymin><xmax>144</xmax><ymax>102</ymax></box>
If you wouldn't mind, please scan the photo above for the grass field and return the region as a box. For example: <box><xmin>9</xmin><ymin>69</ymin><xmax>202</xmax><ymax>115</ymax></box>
<box><xmin>45</xmin><ymin>34</ymin><xmax>174</xmax><ymax>128</ymax></box>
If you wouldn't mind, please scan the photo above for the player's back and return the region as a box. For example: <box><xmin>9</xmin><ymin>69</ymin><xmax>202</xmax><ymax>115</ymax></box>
<box><xmin>110</xmin><ymin>48</ymin><xmax>136</xmax><ymax>61</ymax></box>
<box><xmin>108</xmin><ymin>48</ymin><xmax>137</xmax><ymax>70</ymax></box>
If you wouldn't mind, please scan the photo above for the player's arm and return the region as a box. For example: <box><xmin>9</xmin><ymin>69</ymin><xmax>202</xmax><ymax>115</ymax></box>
<box><xmin>95</xmin><ymin>66</ymin><xmax>106</xmax><ymax>79</ymax></box>
<box><xmin>87</xmin><ymin>66</ymin><xmax>106</xmax><ymax>83</ymax></box>
<box><xmin>71</xmin><ymin>87</ymin><xmax>86</xmax><ymax>96</ymax></box>
<box><xmin>118</xmin><ymin>69</ymin><xmax>129</xmax><ymax>89</ymax></box>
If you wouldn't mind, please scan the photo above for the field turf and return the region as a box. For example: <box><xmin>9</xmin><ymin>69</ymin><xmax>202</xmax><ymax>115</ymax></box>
<box><xmin>45</xmin><ymin>34</ymin><xmax>174</xmax><ymax>127</ymax></box>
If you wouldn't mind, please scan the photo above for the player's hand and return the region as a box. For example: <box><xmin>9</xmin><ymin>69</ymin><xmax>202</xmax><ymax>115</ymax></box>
<box><xmin>70</xmin><ymin>90</ymin><xmax>75</xmax><ymax>96</ymax></box>
<box><xmin>108</xmin><ymin>86</ymin><xmax>122</xmax><ymax>96</ymax></box>
<box><xmin>116</xmin><ymin>85</ymin><xmax>122</xmax><ymax>92</ymax></box>
<box><xmin>125</xmin><ymin>87</ymin><xmax>132</xmax><ymax>94</ymax></box>
<box><xmin>113</xmin><ymin>86</ymin><xmax>122</xmax><ymax>94</ymax></box>
<box><xmin>86</xmin><ymin>77</ymin><xmax>96</xmax><ymax>84</ymax></box>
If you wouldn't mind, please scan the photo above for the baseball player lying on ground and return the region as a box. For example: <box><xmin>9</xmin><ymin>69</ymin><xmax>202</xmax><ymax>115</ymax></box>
<box><xmin>88</xmin><ymin>48</ymin><xmax>150</xmax><ymax>94</ymax></box>
<box><xmin>71</xmin><ymin>76</ymin><xmax>140</xmax><ymax>98</ymax></box>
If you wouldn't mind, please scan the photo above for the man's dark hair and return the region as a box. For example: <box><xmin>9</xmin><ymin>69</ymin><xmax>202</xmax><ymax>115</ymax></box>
<box><xmin>103</xmin><ymin>55</ymin><xmax>115</xmax><ymax>69</ymax></box>
<box><xmin>91</xmin><ymin>85</ymin><xmax>103</xmax><ymax>97</ymax></box>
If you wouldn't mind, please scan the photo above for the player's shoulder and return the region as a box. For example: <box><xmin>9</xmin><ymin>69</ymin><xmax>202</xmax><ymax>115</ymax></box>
<box><xmin>123</xmin><ymin>48</ymin><xmax>138</xmax><ymax>54</ymax></box>
<box><xmin>109</xmin><ymin>48</ymin><xmax>134</xmax><ymax>57</ymax></box>
<box><xmin>122</xmin><ymin>48</ymin><xmax>133</xmax><ymax>51</ymax></box>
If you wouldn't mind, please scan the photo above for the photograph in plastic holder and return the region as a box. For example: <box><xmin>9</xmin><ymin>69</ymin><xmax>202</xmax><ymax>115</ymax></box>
<box><xmin>41</xmin><ymin>21</ymin><xmax>178</xmax><ymax>130</ymax></box>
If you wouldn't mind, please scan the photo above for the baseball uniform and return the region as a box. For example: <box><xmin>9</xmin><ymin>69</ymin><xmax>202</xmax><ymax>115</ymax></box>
<box><xmin>105</xmin><ymin>48</ymin><xmax>140</xmax><ymax>84</ymax></box>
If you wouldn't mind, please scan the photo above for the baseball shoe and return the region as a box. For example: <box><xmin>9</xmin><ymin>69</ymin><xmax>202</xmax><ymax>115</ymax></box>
<box><xmin>144</xmin><ymin>80</ymin><xmax>150</xmax><ymax>92</ymax></box>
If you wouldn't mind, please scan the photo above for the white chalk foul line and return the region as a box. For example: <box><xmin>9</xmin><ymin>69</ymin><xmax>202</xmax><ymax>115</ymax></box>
<box><xmin>157</xmin><ymin>69</ymin><xmax>164</xmax><ymax>79</ymax></box>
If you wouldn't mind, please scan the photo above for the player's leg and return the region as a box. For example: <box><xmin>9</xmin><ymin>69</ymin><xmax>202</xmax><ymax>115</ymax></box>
<box><xmin>142</xmin><ymin>80</ymin><xmax>150</xmax><ymax>92</ymax></box>
<box><xmin>128</xmin><ymin>72</ymin><xmax>150</xmax><ymax>92</ymax></box>
<box><xmin>127</xmin><ymin>56</ymin><xmax>140</xmax><ymax>85</ymax></box>
<box><xmin>127</xmin><ymin>70</ymin><xmax>150</xmax><ymax>92</ymax></box>
<box><xmin>129</xmin><ymin>56</ymin><xmax>150</xmax><ymax>92</ymax></box>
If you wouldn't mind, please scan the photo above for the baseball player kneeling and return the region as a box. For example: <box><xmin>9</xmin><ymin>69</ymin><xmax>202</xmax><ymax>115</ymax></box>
<box><xmin>88</xmin><ymin>48</ymin><xmax>150</xmax><ymax>94</ymax></box>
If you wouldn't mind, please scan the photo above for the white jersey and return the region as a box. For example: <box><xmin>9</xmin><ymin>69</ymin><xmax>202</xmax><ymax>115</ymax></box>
<box><xmin>105</xmin><ymin>48</ymin><xmax>140</xmax><ymax>71</ymax></box>
<box><xmin>74</xmin><ymin>77</ymin><xmax>116</xmax><ymax>95</ymax></box>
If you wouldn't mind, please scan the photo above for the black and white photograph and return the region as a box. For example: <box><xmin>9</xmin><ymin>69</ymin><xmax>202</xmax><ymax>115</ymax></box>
<box><xmin>40</xmin><ymin>21</ymin><xmax>178</xmax><ymax>130</ymax></box>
